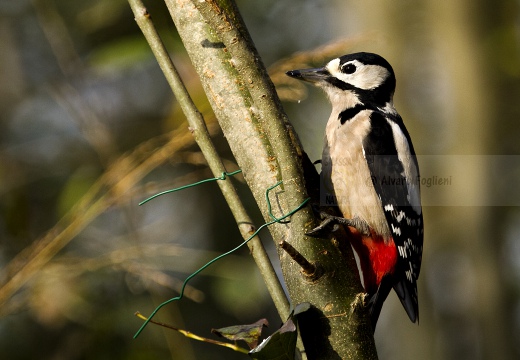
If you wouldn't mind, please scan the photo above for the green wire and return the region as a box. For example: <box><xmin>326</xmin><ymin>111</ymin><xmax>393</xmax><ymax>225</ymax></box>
<box><xmin>138</xmin><ymin>170</ymin><xmax>243</xmax><ymax>206</ymax></box>
<box><xmin>266</xmin><ymin>181</ymin><xmax>290</xmax><ymax>224</ymax></box>
<box><xmin>133</xmin><ymin>178</ymin><xmax>310</xmax><ymax>338</ymax></box>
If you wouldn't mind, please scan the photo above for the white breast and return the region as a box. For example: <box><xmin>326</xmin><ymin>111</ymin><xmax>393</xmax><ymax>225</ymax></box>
<box><xmin>322</xmin><ymin>109</ymin><xmax>390</xmax><ymax>238</ymax></box>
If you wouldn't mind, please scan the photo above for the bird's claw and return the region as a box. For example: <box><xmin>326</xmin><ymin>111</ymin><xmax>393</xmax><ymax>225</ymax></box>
<box><xmin>306</xmin><ymin>207</ymin><xmax>371</xmax><ymax>237</ymax></box>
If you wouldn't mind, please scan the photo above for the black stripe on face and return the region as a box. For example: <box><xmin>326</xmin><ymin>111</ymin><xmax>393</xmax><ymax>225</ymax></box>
<box><xmin>339</xmin><ymin>104</ymin><xmax>367</xmax><ymax>124</ymax></box>
<box><xmin>326</xmin><ymin>77</ymin><xmax>355</xmax><ymax>91</ymax></box>
<box><xmin>326</xmin><ymin>76</ymin><xmax>393</xmax><ymax>107</ymax></box>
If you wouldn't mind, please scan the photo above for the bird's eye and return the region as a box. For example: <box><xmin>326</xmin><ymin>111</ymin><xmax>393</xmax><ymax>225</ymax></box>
<box><xmin>342</xmin><ymin>64</ymin><xmax>356</xmax><ymax>74</ymax></box>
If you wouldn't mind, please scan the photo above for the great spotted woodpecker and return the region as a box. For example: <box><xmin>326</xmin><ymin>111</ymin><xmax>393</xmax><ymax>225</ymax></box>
<box><xmin>286</xmin><ymin>52</ymin><xmax>423</xmax><ymax>329</ymax></box>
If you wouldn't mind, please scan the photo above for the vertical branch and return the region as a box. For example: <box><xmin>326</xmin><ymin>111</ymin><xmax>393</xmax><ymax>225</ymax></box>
<box><xmin>128</xmin><ymin>0</ymin><xmax>290</xmax><ymax>321</ymax></box>
<box><xmin>193</xmin><ymin>0</ymin><xmax>308</xmax><ymax>214</ymax></box>
<box><xmin>159</xmin><ymin>0</ymin><xmax>378</xmax><ymax>358</ymax></box>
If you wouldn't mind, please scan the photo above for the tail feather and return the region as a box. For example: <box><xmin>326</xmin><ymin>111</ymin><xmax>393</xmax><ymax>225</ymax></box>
<box><xmin>393</xmin><ymin>279</ymin><xmax>419</xmax><ymax>323</ymax></box>
<box><xmin>367</xmin><ymin>275</ymin><xmax>393</xmax><ymax>331</ymax></box>
<box><xmin>368</xmin><ymin>276</ymin><xmax>419</xmax><ymax>332</ymax></box>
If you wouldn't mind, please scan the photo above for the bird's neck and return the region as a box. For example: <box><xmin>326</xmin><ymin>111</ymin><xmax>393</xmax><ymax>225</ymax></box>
<box><xmin>328</xmin><ymin>90</ymin><xmax>397</xmax><ymax>125</ymax></box>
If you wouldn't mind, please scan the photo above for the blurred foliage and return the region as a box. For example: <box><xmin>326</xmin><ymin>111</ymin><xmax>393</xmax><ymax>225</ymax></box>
<box><xmin>0</xmin><ymin>0</ymin><xmax>519</xmax><ymax>359</ymax></box>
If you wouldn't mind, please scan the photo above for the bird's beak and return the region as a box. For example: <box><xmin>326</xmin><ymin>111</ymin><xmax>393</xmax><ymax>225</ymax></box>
<box><xmin>286</xmin><ymin>67</ymin><xmax>330</xmax><ymax>83</ymax></box>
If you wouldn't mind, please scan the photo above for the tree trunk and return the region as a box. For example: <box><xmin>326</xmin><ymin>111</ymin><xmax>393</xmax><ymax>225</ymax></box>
<box><xmin>163</xmin><ymin>0</ymin><xmax>378</xmax><ymax>358</ymax></box>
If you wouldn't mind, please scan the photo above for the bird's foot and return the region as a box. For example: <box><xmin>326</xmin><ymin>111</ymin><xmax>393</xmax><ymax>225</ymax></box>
<box><xmin>306</xmin><ymin>206</ymin><xmax>371</xmax><ymax>237</ymax></box>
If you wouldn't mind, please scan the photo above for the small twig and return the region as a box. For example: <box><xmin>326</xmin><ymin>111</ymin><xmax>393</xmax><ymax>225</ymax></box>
<box><xmin>279</xmin><ymin>240</ymin><xmax>322</xmax><ymax>281</ymax></box>
<box><xmin>325</xmin><ymin>312</ymin><xmax>348</xmax><ymax>319</ymax></box>
<box><xmin>134</xmin><ymin>312</ymin><xmax>249</xmax><ymax>354</ymax></box>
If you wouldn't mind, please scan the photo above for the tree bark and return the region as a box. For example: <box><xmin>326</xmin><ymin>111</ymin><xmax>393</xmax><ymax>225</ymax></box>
<box><xmin>164</xmin><ymin>1</ymin><xmax>378</xmax><ymax>358</ymax></box>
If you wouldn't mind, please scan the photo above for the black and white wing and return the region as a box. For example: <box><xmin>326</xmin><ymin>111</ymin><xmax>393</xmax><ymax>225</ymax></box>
<box><xmin>363</xmin><ymin>111</ymin><xmax>424</xmax><ymax>323</ymax></box>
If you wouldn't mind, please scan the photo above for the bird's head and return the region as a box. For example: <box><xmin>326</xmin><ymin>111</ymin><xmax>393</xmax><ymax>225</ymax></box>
<box><xmin>286</xmin><ymin>52</ymin><xmax>396</xmax><ymax>109</ymax></box>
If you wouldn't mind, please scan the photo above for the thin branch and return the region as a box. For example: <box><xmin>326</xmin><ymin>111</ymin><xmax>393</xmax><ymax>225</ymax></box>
<box><xmin>279</xmin><ymin>240</ymin><xmax>322</xmax><ymax>281</ymax></box>
<box><xmin>135</xmin><ymin>312</ymin><xmax>250</xmax><ymax>354</ymax></box>
<box><xmin>128</xmin><ymin>0</ymin><xmax>290</xmax><ymax>320</ymax></box>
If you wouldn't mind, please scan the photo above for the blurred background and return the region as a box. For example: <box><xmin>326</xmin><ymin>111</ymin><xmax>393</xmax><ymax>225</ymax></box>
<box><xmin>0</xmin><ymin>0</ymin><xmax>519</xmax><ymax>359</ymax></box>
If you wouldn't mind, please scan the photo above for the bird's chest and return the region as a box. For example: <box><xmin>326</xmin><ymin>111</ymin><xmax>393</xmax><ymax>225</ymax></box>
<box><xmin>322</xmin><ymin>111</ymin><xmax>389</xmax><ymax>237</ymax></box>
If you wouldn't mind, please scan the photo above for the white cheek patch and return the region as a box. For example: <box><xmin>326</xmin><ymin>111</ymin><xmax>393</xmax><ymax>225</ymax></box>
<box><xmin>326</xmin><ymin>58</ymin><xmax>341</xmax><ymax>74</ymax></box>
<box><xmin>327</xmin><ymin>59</ymin><xmax>390</xmax><ymax>90</ymax></box>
